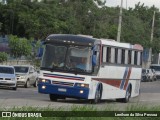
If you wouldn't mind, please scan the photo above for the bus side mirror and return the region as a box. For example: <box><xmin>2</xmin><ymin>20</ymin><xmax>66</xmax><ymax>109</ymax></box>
<box><xmin>92</xmin><ymin>55</ymin><xmax>97</xmax><ymax>66</ymax></box>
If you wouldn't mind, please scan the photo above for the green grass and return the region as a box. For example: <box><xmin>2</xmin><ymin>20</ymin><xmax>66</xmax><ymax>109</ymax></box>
<box><xmin>0</xmin><ymin>105</ymin><xmax>160</xmax><ymax>120</ymax></box>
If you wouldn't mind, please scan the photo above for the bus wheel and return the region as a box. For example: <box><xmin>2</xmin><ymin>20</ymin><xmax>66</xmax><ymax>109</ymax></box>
<box><xmin>122</xmin><ymin>86</ymin><xmax>131</xmax><ymax>103</ymax></box>
<box><xmin>49</xmin><ymin>94</ymin><xmax>58</xmax><ymax>101</ymax></box>
<box><xmin>91</xmin><ymin>87</ymin><xmax>101</xmax><ymax>104</ymax></box>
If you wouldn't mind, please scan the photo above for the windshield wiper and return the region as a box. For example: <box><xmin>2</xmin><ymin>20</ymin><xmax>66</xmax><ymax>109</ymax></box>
<box><xmin>50</xmin><ymin>64</ymin><xmax>60</xmax><ymax>72</ymax></box>
<box><xmin>40</xmin><ymin>67</ymin><xmax>51</xmax><ymax>70</ymax></box>
<box><xmin>69</xmin><ymin>67</ymin><xmax>86</xmax><ymax>74</ymax></box>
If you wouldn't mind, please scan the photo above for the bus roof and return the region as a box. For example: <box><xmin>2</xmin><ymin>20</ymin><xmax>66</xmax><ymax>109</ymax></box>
<box><xmin>100</xmin><ymin>39</ymin><xmax>143</xmax><ymax>51</ymax></box>
<box><xmin>45</xmin><ymin>34</ymin><xmax>100</xmax><ymax>46</ymax></box>
<box><xmin>45</xmin><ymin>34</ymin><xmax>143</xmax><ymax>50</ymax></box>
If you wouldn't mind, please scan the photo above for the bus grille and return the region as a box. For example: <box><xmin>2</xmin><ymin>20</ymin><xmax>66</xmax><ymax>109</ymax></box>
<box><xmin>52</xmin><ymin>81</ymin><xmax>74</xmax><ymax>87</ymax></box>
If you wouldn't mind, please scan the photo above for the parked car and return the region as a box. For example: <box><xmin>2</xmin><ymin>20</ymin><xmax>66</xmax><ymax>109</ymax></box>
<box><xmin>142</xmin><ymin>69</ymin><xmax>154</xmax><ymax>82</ymax></box>
<box><xmin>151</xmin><ymin>69</ymin><xmax>157</xmax><ymax>81</ymax></box>
<box><xmin>0</xmin><ymin>65</ymin><xmax>17</xmax><ymax>90</ymax></box>
<box><xmin>14</xmin><ymin>65</ymin><xmax>38</xmax><ymax>88</ymax></box>
<box><xmin>150</xmin><ymin>64</ymin><xmax>160</xmax><ymax>80</ymax></box>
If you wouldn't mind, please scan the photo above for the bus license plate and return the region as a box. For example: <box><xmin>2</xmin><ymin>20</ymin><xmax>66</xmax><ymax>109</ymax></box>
<box><xmin>58</xmin><ymin>88</ymin><xmax>67</xmax><ymax>92</ymax></box>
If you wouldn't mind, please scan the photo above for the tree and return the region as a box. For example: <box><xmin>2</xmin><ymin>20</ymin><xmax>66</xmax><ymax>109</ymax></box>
<box><xmin>1</xmin><ymin>0</ymin><xmax>160</xmax><ymax>53</ymax></box>
<box><xmin>0</xmin><ymin>52</ymin><xmax>8</xmax><ymax>63</ymax></box>
<box><xmin>8</xmin><ymin>35</ymin><xmax>32</xmax><ymax>59</ymax></box>
<box><xmin>0</xmin><ymin>22</ymin><xmax>2</xmax><ymax>31</ymax></box>
<box><xmin>29</xmin><ymin>39</ymin><xmax>42</xmax><ymax>68</ymax></box>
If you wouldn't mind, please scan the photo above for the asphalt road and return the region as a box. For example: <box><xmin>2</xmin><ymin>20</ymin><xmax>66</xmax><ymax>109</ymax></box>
<box><xmin>0</xmin><ymin>81</ymin><xmax>160</xmax><ymax>110</ymax></box>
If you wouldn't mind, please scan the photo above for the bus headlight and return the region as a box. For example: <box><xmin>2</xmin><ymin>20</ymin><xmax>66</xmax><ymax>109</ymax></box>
<box><xmin>76</xmin><ymin>83</ymin><xmax>89</xmax><ymax>88</ymax></box>
<box><xmin>42</xmin><ymin>79</ymin><xmax>46</xmax><ymax>82</ymax></box>
<box><xmin>42</xmin><ymin>86</ymin><xmax>46</xmax><ymax>89</ymax></box>
<box><xmin>80</xmin><ymin>90</ymin><xmax>84</xmax><ymax>94</ymax></box>
<box><xmin>39</xmin><ymin>79</ymin><xmax>50</xmax><ymax>84</ymax></box>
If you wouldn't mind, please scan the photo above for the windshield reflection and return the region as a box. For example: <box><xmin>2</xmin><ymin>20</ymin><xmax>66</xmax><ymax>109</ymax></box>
<box><xmin>41</xmin><ymin>44</ymin><xmax>92</xmax><ymax>74</ymax></box>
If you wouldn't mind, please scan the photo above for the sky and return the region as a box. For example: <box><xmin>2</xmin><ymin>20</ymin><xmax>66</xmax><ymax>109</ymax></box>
<box><xmin>106</xmin><ymin>0</ymin><xmax>160</xmax><ymax>9</ymax></box>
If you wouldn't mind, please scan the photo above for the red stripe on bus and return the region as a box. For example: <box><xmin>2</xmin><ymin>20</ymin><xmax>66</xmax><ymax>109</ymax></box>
<box><xmin>92</xmin><ymin>78</ymin><xmax>121</xmax><ymax>88</ymax></box>
<box><xmin>124</xmin><ymin>68</ymin><xmax>132</xmax><ymax>90</ymax></box>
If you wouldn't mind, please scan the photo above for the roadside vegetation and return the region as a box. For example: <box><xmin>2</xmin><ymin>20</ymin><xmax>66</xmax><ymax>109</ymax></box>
<box><xmin>0</xmin><ymin>52</ymin><xmax>8</xmax><ymax>63</ymax></box>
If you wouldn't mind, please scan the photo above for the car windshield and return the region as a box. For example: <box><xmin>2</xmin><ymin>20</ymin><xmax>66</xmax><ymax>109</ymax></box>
<box><xmin>150</xmin><ymin>66</ymin><xmax>160</xmax><ymax>71</ymax></box>
<box><xmin>0</xmin><ymin>67</ymin><xmax>14</xmax><ymax>74</ymax></box>
<box><xmin>41</xmin><ymin>44</ymin><xmax>92</xmax><ymax>74</ymax></box>
<box><xmin>14</xmin><ymin>66</ymin><xmax>29</xmax><ymax>73</ymax></box>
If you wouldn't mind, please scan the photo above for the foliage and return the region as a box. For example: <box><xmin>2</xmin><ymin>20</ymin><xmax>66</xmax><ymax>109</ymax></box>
<box><xmin>0</xmin><ymin>0</ymin><xmax>160</xmax><ymax>53</ymax></box>
<box><xmin>0</xmin><ymin>52</ymin><xmax>8</xmax><ymax>63</ymax></box>
<box><xmin>8</xmin><ymin>35</ymin><xmax>32</xmax><ymax>58</ymax></box>
<box><xmin>30</xmin><ymin>39</ymin><xmax>41</xmax><ymax>68</ymax></box>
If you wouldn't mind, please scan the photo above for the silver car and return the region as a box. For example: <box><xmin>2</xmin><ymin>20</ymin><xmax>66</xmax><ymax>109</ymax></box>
<box><xmin>14</xmin><ymin>65</ymin><xmax>38</xmax><ymax>88</ymax></box>
<box><xmin>0</xmin><ymin>65</ymin><xmax>17</xmax><ymax>90</ymax></box>
<box><xmin>150</xmin><ymin>64</ymin><xmax>160</xmax><ymax>80</ymax></box>
<box><xmin>142</xmin><ymin>69</ymin><xmax>154</xmax><ymax>82</ymax></box>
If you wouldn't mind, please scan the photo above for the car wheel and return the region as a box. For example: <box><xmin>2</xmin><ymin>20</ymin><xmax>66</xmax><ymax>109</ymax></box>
<box><xmin>12</xmin><ymin>87</ymin><xmax>17</xmax><ymax>91</ymax></box>
<box><xmin>24</xmin><ymin>80</ymin><xmax>30</xmax><ymax>88</ymax></box>
<box><xmin>33</xmin><ymin>78</ymin><xmax>38</xmax><ymax>87</ymax></box>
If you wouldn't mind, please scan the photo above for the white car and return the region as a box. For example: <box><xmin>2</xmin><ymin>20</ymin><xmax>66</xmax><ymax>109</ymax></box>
<box><xmin>14</xmin><ymin>65</ymin><xmax>38</xmax><ymax>88</ymax></box>
<box><xmin>150</xmin><ymin>64</ymin><xmax>160</xmax><ymax>80</ymax></box>
<box><xmin>142</xmin><ymin>68</ymin><xmax>154</xmax><ymax>82</ymax></box>
<box><xmin>0</xmin><ymin>65</ymin><xmax>17</xmax><ymax>90</ymax></box>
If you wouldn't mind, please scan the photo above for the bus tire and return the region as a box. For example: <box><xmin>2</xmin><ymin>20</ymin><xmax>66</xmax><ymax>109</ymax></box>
<box><xmin>49</xmin><ymin>94</ymin><xmax>58</xmax><ymax>101</ymax></box>
<box><xmin>122</xmin><ymin>86</ymin><xmax>131</xmax><ymax>103</ymax></box>
<box><xmin>91</xmin><ymin>84</ymin><xmax>102</xmax><ymax>104</ymax></box>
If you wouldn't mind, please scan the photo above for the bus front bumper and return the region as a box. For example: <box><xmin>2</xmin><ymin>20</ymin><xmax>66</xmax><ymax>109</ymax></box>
<box><xmin>38</xmin><ymin>84</ymin><xmax>89</xmax><ymax>99</ymax></box>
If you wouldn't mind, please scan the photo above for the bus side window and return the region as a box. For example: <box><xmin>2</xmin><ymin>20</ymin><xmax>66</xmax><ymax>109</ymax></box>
<box><xmin>106</xmin><ymin>47</ymin><xmax>111</xmax><ymax>63</ymax></box>
<box><xmin>128</xmin><ymin>50</ymin><xmax>131</xmax><ymax>64</ymax></box>
<box><xmin>115</xmin><ymin>48</ymin><xmax>118</xmax><ymax>63</ymax></box>
<box><xmin>134</xmin><ymin>51</ymin><xmax>138</xmax><ymax>65</ymax></box>
<box><xmin>121</xmin><ymin>49</ymin><xmax>125</xmax><ymax>64</ymax></box>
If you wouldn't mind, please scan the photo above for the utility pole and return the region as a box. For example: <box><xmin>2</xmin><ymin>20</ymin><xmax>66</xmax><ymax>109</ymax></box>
<box><xmin>151</xmin><ymin>11</ymin><xmax>155</xmax><ymax>44</ymax></box>
<box><xmin>117</xmin><ymin>0</ymin><xmax>123</xmax><ymax>42</ymax></box>
<box><xmin>126</xmin><ymin>0</ymin><xmax>127</xmax><ymax>9</ymax></box>
<box><xmin>148</xmin><ymin>11</ymin><xmax>155</xmax><ymax>67</ymax></box>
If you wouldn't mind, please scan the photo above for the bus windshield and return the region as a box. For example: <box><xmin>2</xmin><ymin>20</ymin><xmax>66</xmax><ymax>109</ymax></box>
<box><xmin>41</xmin><ymin>44</ymin><xmax>92</xmax><ymax>74</ymax></box>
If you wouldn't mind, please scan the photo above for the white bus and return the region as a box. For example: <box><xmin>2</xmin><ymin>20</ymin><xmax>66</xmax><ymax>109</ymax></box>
<box><xmin>38</xmin><ymin>34</ymin><xmax>143</xmax><ymax>103</ymax></box>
